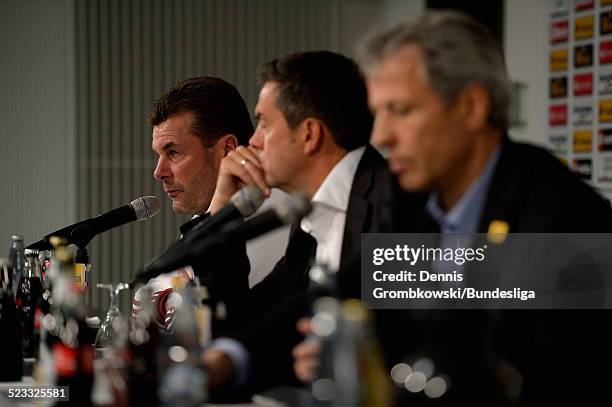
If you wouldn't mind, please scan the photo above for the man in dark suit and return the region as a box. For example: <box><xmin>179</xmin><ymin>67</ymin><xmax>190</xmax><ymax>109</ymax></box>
<box><xmin>139</xmin><ymin>76</ymin><xmax>254</xmax><ymax>335</ymax></box>
<box><xmin>292</xmin><ymin>10</ymin><xmax>612</xmax><ymax>405</ymax></box>
<box><xmin>202</xmin><ymin>51</ymin><xmax>410</xmax><ymax>395</ymax></box>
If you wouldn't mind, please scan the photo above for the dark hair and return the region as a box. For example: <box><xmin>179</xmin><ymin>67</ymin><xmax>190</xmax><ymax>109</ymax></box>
<box><xmin>148</xmin><ymin>76</ymin><xmax>253</xmax><ymax>147</ymax></box>
<box><xmin>256</xmin><ymin>51</ymin><xmax>373</xmax><ymax>151</ymax></box>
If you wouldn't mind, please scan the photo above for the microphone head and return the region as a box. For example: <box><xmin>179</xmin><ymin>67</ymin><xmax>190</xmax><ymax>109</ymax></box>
<box><xmin>130</xmin><ymin>196</ymin><xmax>161</xmax><ymax>221</ymax></box>
<box><xmin>274</xmin><ymin>193</ymin><xmax>312</xmax><ymax>224</ymax></box>
<box><xmin>230</xmin><ymin>186</ymin><xmax>265</xmax><ymax>217</ymax></box>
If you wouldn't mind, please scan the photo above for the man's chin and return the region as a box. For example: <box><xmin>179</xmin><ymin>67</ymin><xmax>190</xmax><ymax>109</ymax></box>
<box><xmin>398</xmin><ymin>174</ymin><xmax>428</xmax><ymax>193</ymax></box>
<box><xmin>171</xmin><ymin>201</ymin><xmax>192</xmax><ymax>215</ymax></box>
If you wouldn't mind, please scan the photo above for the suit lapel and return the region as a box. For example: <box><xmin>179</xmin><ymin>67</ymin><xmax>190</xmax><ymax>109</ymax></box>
<box><xmin>179</xmin><ymin>215</ymin><xmax>205</xmax><ymax>236</ymax></box>
<box><xmin>339</xmin><ymin>147</ymin><xmax>376</xmax><ymax>272</ymax></box>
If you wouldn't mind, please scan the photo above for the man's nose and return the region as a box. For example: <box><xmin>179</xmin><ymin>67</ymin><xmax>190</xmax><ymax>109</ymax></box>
<box><xmin>370</xmin><ymin>112</ymin><xmax>393</xmax><ymax>148</ymax></box>
<box><xmin>153</xmin><ymin>157</ymin><xmax>170</xmax><ymax>180</ymax></box>
<box><xmin>249</xmin><ymin>125</ymin><xmax>263</xmax><ymax>149</ymax></box>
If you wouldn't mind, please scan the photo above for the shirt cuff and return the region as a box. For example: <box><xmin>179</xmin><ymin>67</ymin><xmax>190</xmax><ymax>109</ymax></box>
<box><xmin>210</xmin><ymin>337</ymin><xmax>250</xmax><ymax>388</ymax></box>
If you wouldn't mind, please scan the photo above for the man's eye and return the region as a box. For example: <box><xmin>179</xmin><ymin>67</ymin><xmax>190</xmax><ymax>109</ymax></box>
<box><xmin>169</xmin><ymin>150</ymin><xmax>178</xmax><ymax>158</ymax></box>
<box><xmin>389</xmin><ymin>104</ymin><xmax>412</xmax><ymax>115</ymax></box>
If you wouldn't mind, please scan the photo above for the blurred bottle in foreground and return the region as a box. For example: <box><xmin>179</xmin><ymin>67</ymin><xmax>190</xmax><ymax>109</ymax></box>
<box><xmin>9</xmin><ymin>234</ymin><xmax>26</xmax><ymax>298</ymax></box>
<box><xmin>0</xmin><ymin>257</ymin><xmax>23</xmax><ymax>381</ymax></box>
<box><xmin>127</xmin><ymin>285</ymin><xmax>161</xmax><ymax>406</ymax></box>
<box><xmin>311</xmin><ymin>299</ymin><xmax>392</xmax><ymax>407</ymax></box>
<box><xmin>157</xmin><ymin>278</ymin><xmax>208</xmax><ymax>407</ymax></box>
<box><xmin>38</xmin><ymin>237</ymin><xmax>93</xmax><ymax>406</ymax></box>
<box><xmin>16</xmin><ymin>248</ymin><xmax>44</xmax><ymax>358</ymax></box>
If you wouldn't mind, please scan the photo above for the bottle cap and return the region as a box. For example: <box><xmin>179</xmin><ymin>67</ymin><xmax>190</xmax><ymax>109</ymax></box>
<box><xmin>49</xmin><ymin>236</ymin><xmax>68</xmax><ymax>248</ymax></box>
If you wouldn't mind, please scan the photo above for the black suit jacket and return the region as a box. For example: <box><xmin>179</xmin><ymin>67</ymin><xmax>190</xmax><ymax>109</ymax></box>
<box><xmin>482</xmin><ymin>139</ymin><xmax>612</xmax><ymax>405</ymax></box>
<box><xmin>480</xmin><ymin>138</ymin><xmax>612</xmax><ymax>232</ymax></box>
<box><xmin>376</xmin><ymin>138</ymin><xmax>612</xmax><ymax>406</ymax></box>
<box><xmin>178</xmin><ymin>215</ymin><xmax>252</xmax><ymax>337</ymax></box>
<box><xmin>222</xmin><ymin>145</ymin><xmax>410</xmax><ymax>394</ymax></box>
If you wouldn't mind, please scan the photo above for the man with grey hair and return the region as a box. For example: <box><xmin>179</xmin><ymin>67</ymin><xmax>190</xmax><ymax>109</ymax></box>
<box><xmin>292</xmin><ymin>10</ymin><xmax>612</xmax><ymax>405</ymax></box>
<box><xmin>360</xmin><ymin>10</ymin><xmax>511</xmax><ymax>212</ymax></box>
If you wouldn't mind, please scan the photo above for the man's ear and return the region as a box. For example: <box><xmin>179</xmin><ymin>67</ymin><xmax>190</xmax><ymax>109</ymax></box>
<box><xmin>457</xmin><ymin>82</ymin><xmax>491</xmax><ymax>131</ymax></box>
<box><xmin>301</xmin><ymin>118</ymin><xmax>324</xmax><ymax>155</ymax></box>
<box><xmin>223</xmin><ymin>134</ymin><xmax>238</xmax><ymax>156</ymax></box>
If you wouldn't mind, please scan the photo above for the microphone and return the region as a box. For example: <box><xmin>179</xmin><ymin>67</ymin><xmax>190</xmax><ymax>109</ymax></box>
<box><xmin>188</xmin><ymin>185</ymin><xmax>265</xmax><ymax>237</ymax></box>
<box><xmin>132</xmin><ymin>194</ymin><xmax>311</xmax><ymax>285</ymax></box>
<box><xmin>27</xmin><ymin>196</ymin><xmax>161</xmax><ymax>250</ymax></box>
<box><xmin>142</xmin><ymin>186</ymin><xmax>265</xmax><ymax>272</ymax></box>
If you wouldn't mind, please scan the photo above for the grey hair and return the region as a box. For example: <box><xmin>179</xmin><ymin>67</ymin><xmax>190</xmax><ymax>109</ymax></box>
<box><xmin>357</xmin><ymin>10</ymin><xmax>511</xmax><ymax>130</ymax></box>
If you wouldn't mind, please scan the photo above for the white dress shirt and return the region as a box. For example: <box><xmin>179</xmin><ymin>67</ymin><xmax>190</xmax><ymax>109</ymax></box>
<box><xmin>299</xmin><ymin>146</ymin><xmax>366</xmax><ymax>272</ymax></box>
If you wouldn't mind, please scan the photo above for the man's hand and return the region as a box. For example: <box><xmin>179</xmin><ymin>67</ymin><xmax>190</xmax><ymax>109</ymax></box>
<box><xmin>210</xmin><ymin>146</ymin><xmax>271</xmax><ymax>214</ymax></box>
<box><xmin>292</xmin><ymin>318</ymin><xmax>322</xmax><ymax>383</ymax></box>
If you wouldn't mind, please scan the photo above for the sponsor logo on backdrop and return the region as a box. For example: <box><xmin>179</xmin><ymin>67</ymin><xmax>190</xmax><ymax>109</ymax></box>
<box><xmin>549</xmin><ymin>133</ymin><xmax>569</xmax><ymax>154</ymax></box>
<box><xmin>573</xmin><ymin>130</ymin><xmax>593</xmax><ymax>152</ymax></box>
<box><xmin>550</xmin><ymin>104</ymin><xmax>568</xmax><ymax>126</ymax></box>
<box><xmin>599</xmin><ymin>67</ymin><xmax>612</xmax><ymax>94</ymax></box>
<box><xmin>551</xmin><ymin>0</ymin><xmax>570</xmax><ymax>18</ymax></box>
<box><xmin>575</xmin><ymin>0</ymin><xmax>594</xmax><ymax>11</ymax></box>
<box><xmin>600</xmin><ymin>75</ymin><xmax>612</xmax><ymax>94</ymax></box>
<box><xmin>550</xmin><ymin>49</ymin><xmax>568</xmax><ymax>71</ymax></box>
<box><xmin>548</xmin><ymin>133</ymin><xmax>567</xmax><ymax>155</ymax></box>
<box><xmin>597</xmin><ymin>155</ymin><xmax>612</xmax><ymax>183</ymax></box>
<box><xmin>550</xmin><ymin>77</ymin><xmax>568</xmax><ymax>98</ymax></box>
<box><xmin>574</xmin><ymin>72</ymin><xmax>593</xmax><ymax>95</ymax></box>
<box><xmin>600</xmin><ymin>100</ymin><xmax>612</xmax><ymax>122</ymax></box>
<box><xmin>602</xmin><ymin>11</ymin><xmax>612</xmax><ymax>35</ymax></box>
<box><xmin>598</xmin><ymin>128</ymin><xmax>612</xmax><ymax>151</ymax></box>
<box><xmin>575</xmin><ymin>15</ymin><xmax>594</xmax><ymax>39</ymax></box>
<box><xmin>551</xmin><ymin>0</ymin><xmax>569</xmax><ymax>18</ymax></box>
<box><xmin>573</xmin><ymin>104</ymin><xmax>593</xmax><ymax>125</ymax></box>
<box><xmin>573</xmin><ymin>158</ymin><xmax>592</xmax><ymax>180</ymax></box>
<box><xmin>601</xmin><ymin>41</ymin><xmax>612</xmax><ymax>64</ymax></box>
<box><xmin>575</xmin><ymin>44</ymin><xmax>594</xmax><ymax>67</ymax></box>
<box><xmin>552</xmin><ymin>20</ymin><xmax>569</xmax><ymax>43</ymax></box>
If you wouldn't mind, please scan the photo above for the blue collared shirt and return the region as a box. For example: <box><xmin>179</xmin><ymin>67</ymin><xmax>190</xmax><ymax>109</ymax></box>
<box><xmin>425</xmin><ymin>147</ymin><xmax>501</xmax><ymax>278</ymax></box>
<box><xmin>426</xmin><ymin>146</ymin><xmax>501</xmax><ymax>234</ymax></box>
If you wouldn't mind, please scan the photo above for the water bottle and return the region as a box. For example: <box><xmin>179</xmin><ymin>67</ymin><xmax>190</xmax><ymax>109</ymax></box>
<box><xmin>9</xmin><ymin>235</ymin><xmax>26</xmax><ymax>298</ymax></box>
<box><xmin>16</xmin><ymin>248</ymin><xmax>43</xmax><ymax>358</ymax></box>
<box><xmin>0</xmin><ymin>258</ymin><xmax>23</xmax><ymax>381</ymax></box>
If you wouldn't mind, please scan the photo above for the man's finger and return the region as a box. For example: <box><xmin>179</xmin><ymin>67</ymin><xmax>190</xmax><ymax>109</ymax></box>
<box><xmin>236</xmin><ymin>146</ymin><xmax>263</xmax><ymax>169</ymax></box>
<box><xmin>292</xmin><ymin>338</ymin><xmax>321</xmax><ymax>359</ymax></box>
<box><xmin>294</xmin><ymin>359</ymin><xmax>319</xmax><ymax>383</ymax></box>
<box><xmin>297</xmin><ymin>317</ymin><xmax>312</xmax><ymax>335</ymax></box>
<box><xmin>229</xmin><ymin>152</ymin><xmax>270</xmax><ymax>195</ymax></box>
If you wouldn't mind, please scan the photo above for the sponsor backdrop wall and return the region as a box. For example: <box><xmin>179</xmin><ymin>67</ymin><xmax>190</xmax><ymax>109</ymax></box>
<box><xmin>548</xmin><ymin>0</ymin><xmax>612</xmax><ymax>191</ymax></box>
